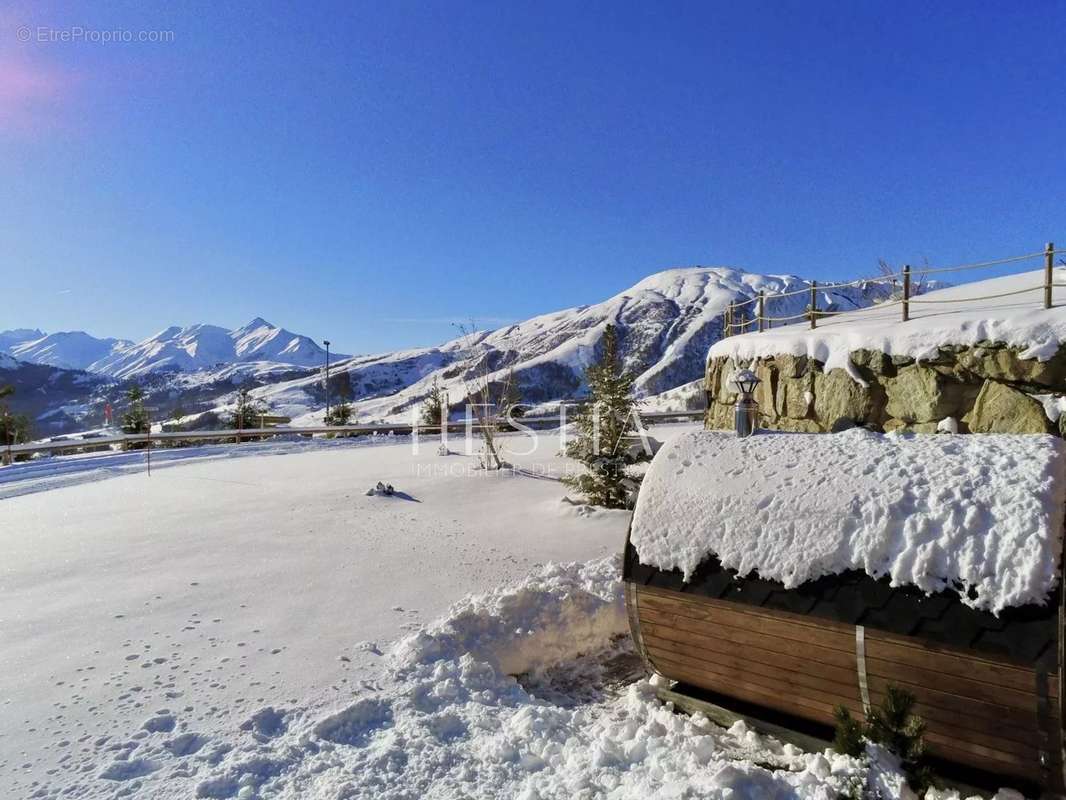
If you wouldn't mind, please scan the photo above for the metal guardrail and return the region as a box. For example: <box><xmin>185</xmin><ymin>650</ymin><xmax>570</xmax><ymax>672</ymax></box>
<box><xmin>2</xmin><ymin>409</ymin><xmax>705</xmax><ymax>462</ymax></box>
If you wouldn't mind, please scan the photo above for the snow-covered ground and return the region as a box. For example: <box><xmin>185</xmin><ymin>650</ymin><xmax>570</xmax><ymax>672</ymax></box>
<box><xmin>0</xmin><ymin>423</ymin><xmax>1010</xmax><ymax>799</ymax></box>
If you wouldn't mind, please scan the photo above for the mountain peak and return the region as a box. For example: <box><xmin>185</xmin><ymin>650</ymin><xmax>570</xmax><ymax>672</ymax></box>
<box><xmin>242</xmin><ymin>317</ymin><xmax>274</xmax><ymax>330</ymax></box>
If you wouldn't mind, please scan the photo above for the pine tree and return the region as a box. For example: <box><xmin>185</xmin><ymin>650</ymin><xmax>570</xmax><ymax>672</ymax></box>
<box><xmin>866</xmin><ymin>685</ymin><xmax>931</xmax><ymax>790</ymax></box>
<box><xmin>0</xmin><ymin>385</ymin><xmax>30</xmax><ymax>447</ymax></box>
<box><xmin>832</xmin><ymin>706</ymin><xmax>865</xmax><ymax>757</ymax></box>
<box><xmin>122</xmin><ymin>386</ymin><xmax>150</xmax><ymax>434</ymax></box>
<box><xmin>325</xmin><ymin>401</ymin><xmax>352</xmax><ymax>426</ymax></box>
<box><xmin>831</xmin><ymin>685</ymin><xmax>933</xmax><ymax>793</ymax></box>
<box><xmin>562</xmin><ymin>324</ymin><xmax>646</xmax><ymax>508</ymax></box>
<box><xmin>230</xmin><ymin>388</ymin><xmax>266</xmax><ymax>429</ymax></box>
<box><xmin>420</xmin><ymin>378</ymin><xmax>446</xmax><ymax>426</ymax></box>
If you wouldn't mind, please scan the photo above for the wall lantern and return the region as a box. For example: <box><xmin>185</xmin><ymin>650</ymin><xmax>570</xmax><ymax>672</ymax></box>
<box><xmin>730</xmin><ymin>367</ymin><xmax>760</xmax><ymax>438</ymax></box>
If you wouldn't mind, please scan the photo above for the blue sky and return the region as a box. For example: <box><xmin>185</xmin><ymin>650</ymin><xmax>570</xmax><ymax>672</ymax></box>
<box><xmin>2</xmin><ymin>1</ymin><xmax>1064</xmax><ymax>354</ymax></box>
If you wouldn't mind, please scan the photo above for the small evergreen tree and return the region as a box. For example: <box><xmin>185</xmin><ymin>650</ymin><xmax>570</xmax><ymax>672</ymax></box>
<box><xmin>562</xmin><ymin>324</ymin><xmax>647</xmax><ymax>508</ymax></box>
<box><xmin>169</xmin><ymin>403</ymin><xmax>186</xmax><ymax>423</ymax></box>
<box><xmin>866</xmin><ymin>686</ymin><xmax>932</xmax><ymax>791</ymax></box>
<box><xmin>421</xmin><ymin>378</ymin><xmax>446</xmax><ymax>426</ymax></box>
<box><xmin>832</xmin><ymin>705</ymin><xmax>864</xmax><ymax>757</ymax></box>
<box><xmin>325</xmin><ymin>401</ymin><xmax>352</xmax><ymax>426</ymax></box>
<box><xmin>832</xmin><ymin>686</ymin><xmax>932</xmax><ymax>793</ymax></box>
<box><xmin>122</xmin><ymin>386</ymin><xmax>150</xmax><ymax>434</ymax></box>
<box><xmin>230</xmin><ymin>388</ymin><xmax>266</xmax><ymax>429</ymax></box>
<box><xmin>0</xmin><ymin>386</ymin><xmax>30</xmax><ymax>447</ymax></box>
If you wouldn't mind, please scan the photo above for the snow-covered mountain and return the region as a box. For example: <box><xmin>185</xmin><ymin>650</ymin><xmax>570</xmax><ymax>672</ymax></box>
<box><xmin>251</xmin><ymin>267</ymin><xmax>897</xmax><ymax>423</ymax></box>
<box><xmin>0</xmin><ymin>328</ymin><xmax>44</xmax><ymax>353</ymax></box>
<box><xmin>8</xmin><ymin>331</ymin><xmax>133</xmax><ymax>371</ymax></box>
<box><xmin>0</xmin><ymin>319</ymin><xmax>344</xmax><ymax>380</ymax></box>
<box><xmin>89</xmin><ymin>319</ymin><xmax>344</xmax><ymax>379</ymax></box>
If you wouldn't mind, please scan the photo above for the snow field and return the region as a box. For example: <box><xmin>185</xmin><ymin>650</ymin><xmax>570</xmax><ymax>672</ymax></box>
<box><xmin>0</xmin><ymin>422</ymin><xmax>1030</xmax><ymax>798</ymax></box>
<box><xmin>0</xmin><ymin>427</ymin><xmax>675</xmax><ymax>798</ymax></box>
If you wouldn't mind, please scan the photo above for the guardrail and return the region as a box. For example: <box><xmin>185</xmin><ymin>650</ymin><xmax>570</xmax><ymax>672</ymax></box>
<box><xmin>723</xmin><ymin>242</ymin><xmax>1066</xmax><ymax>336</ymax></box>
<box><xmin>2</xmin><ymin>408</ymin><xmax>705</xmax><ymax>463</ymax></box>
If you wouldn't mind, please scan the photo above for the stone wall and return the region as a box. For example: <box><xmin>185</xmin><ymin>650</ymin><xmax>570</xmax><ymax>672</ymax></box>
<box><xmin>705</xmin><ymin>343</ymin><xmax>1066</xmax><ymax>436</ymax></box>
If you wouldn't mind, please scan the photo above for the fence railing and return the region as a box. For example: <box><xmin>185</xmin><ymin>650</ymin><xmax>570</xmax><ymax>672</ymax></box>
<box><xmin>723</xmin><ymin>242</ymin><xmax>1066</xmax><ymax>336</ymax></box>
<box><xmin>1</xmin><ymin>408</ymin><xmax>705</xmax><ymax>465</ymax></box>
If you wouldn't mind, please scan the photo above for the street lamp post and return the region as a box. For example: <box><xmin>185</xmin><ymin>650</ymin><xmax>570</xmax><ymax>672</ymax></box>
<box><xmin>323</xmin><ymin>340</ymin><xmax>331</xmax><ymax>422</ymax></box>
<box><xmin>730</xmin><ymin>367</ymin><xmax>761</xmax><ymax>438</ymax></box>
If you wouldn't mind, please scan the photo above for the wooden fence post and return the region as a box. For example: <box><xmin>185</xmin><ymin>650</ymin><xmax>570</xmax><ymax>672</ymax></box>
<box><xmin>757</xmin><ymin>291</ymin><xmax>765</xmax><ymax>332</ymax></box>
<box><xmin>809</xmin><ymin>281</ymin><xmax>817</xmax><ymax>330</ymax></box>
<box><xmin>902</xmin><ymin>264</ymin><xmax>911</xmax><ymax>322</ymax></box>
<box><xmin>1046</xmin><ymin>242</ymin><xmax>1055</xmax><ymax>309</ymax></box>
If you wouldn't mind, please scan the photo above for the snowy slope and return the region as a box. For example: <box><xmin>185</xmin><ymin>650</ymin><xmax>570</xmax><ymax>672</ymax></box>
<box><xmin>632</xmin><ymin>428</ymin><xmax>1066</xmax><ymax>613</ymax></box>
<box><xmin>253</xmin><ymin>267</ymin><xmax>895</xmax><ymax>423</ymax></box>
<box><xmin>8</xmin><ymin>330</ymin><xmax>133</xmax><ymax>370</ymax></box>
<box><xmin>709</xmin><ymin>267</ymin><xmax>1066</xmax><ymax>373</ymax></box>
<box><xmin>88</xmin><ymin>319</ymin><xmax>346</xmax><ymax>379</ymax></box>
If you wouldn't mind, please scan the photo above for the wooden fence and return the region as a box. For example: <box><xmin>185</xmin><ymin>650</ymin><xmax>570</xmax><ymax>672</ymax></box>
<box><xmin>723</xmin><ymin>242</ymin><xmax>1065</xmax><ymax>336</ymax></box>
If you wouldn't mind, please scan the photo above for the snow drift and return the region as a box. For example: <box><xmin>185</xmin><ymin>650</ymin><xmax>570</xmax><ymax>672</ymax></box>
<box><xmin>631</xmin><ymin>428</ymin><xmax>1066</xmax><ymax>613</ymax></box>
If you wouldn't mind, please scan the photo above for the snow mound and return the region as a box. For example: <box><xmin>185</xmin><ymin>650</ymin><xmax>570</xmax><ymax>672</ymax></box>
<box><xmin>392</xmin><ymin>556</ymin><xmax>627</xmax><ymax>676</ymax></box>
<box><xmin>631</xmin><ymin>429</ymin><xmax>1066</xmax><ymax>613</ymax></box>
<box><xmin>708</xmin><ymin>267</ymin><xmax>1066</xmax><ymax>374</ymax></box>
<box><xmin>191</xmin><ymin>557</ymin><xmax>887</xmax><ymax>799</ymax></box>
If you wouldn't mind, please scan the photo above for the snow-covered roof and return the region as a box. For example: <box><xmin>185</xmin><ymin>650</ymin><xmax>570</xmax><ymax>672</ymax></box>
<box><xmin>630</xmin><ymin>429</ymin><xmax>1066</xmax><ymax>613</ymax></box>
<box><xmin>708</xmin><ymin>268</ymin><xmax>1066</xmax><ymax>375</ymax></box>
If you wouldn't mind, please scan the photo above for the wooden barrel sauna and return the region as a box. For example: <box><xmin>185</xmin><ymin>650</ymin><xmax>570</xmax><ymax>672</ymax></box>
<box><xmin>624</xmin><ymin>429</ymin><xmax>1066</xmax><ymax>791</ymax></box>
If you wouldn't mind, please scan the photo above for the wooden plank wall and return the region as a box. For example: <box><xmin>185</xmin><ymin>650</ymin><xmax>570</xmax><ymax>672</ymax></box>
<box><xmin>632</xmin><ymin>583</ymin><xmax>1059</xmax><ymax>786</ymax></box>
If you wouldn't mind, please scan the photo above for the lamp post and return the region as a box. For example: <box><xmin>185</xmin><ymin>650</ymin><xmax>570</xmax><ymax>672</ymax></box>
<box><xmin>323</xmin><ymin>339</ymin><xmax>331</xmax><ymax>422</ymax></box>
<box><xmin>730</xmin><ymin>367</ymin><xmax>761</xmax><ymax>438</ymax></box>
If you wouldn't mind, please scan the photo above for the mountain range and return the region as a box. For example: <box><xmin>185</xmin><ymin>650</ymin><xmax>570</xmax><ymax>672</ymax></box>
<box><xmin>252</xmin><ymin>267</ymin><xmax>896</xmax><ymax>423</ymax></box>
<box><xmin>0</xmin><ymin>266</ymin><xmax>898</xmax><ymax>433</ymax></box>
<box><xmin>1</xmin><ymin>319</ymin><xmax>343</xmax><ymax>378</ymax></box>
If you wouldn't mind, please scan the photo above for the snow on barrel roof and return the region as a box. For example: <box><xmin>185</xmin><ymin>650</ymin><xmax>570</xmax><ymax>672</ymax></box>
<box><xmin>708</xmin><ymin>268</ymin><xmax>1066</xmax><ymax>377</ymax></box>
<box><xmin>630</xmin><ymin>429</ymin><xmax>1066</xmax><ymax>613</ymax></box>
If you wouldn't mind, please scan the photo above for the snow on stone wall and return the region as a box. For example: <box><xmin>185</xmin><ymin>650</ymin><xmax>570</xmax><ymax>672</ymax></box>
<box><xmin>630</xmin><ymin>429</ymin><xmax>1066</xmax><ymax>613</ymax></box>
<box><xmin>705</xmin><ymin>269</ymin><xmax>1066</xmax><ymax>436</ymax></box>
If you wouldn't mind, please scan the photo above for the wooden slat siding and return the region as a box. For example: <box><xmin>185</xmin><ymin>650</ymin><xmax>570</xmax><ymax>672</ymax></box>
<box><xmin>640</xmin><ymin>594</ymin><xmax>1049</xmax><ymax>724</ymax></box>
<box><xmin>646</xmin><ymin>627</ymin><xmax>1046</xmax><ymax>752</ymax></box>
<box><xmin>642</xmin><ymin>636</ymin><xmax>862</xmax><ymax>707</ymax></box>
<box><xmin>639</xmin><ymin>584</ymin><xmax>1052</xmax><ymax>704</ymax></box>
<box><xmin>654</xmin><ymin>656</ymin><xmax>1047</xmax><ymax>781</ymax></box>
<box><xmin>641</xmin><ymin>625</ymin><xmax>859</xmax><ymax>686</ymax></box>
<box><xmin>641</xmin><ymin>584</ymin><xmax>1046</xmax><ymax>696</ymax></box>
<box><xmin>639</xmin><ymin>609</ymin><xmax>858</xmax><ymax>670</ymax></box>
<box><xmin>646</xmin><ymin>639</ymin><xmax>1046</xmax><ymax>760</ymax></box>
<box><xmin>638</xmin><ymin>590</ymin><xmax>856</xmax><ymax>653</ymax></box>
<box><xmin>633</xmin><ymin>584</ymin><xmax>1052</xmax><ymax>783</ymax></box>
<box><xmin>653</xmin><ymin>658</ymin><xmax>853</xmax><ymax>724</ymax></box>
<box><xmin>865</xmin><ymin>628</ymin><xmax>1056</xmax><ymax>697</ymax></box>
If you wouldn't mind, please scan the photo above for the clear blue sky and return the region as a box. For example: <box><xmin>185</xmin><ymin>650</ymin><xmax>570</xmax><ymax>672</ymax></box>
<box><xmin>2</xmin><ymin>1</ymin><xmax>1064</xmax><ymax>354</ymax></box>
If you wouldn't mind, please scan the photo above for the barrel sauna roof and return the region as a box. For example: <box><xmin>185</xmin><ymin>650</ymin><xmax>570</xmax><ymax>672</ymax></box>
<box><xmin>630</xmin><ymin>429</ymin><xmax>1066</xmax><ymax>614</ymax></box>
